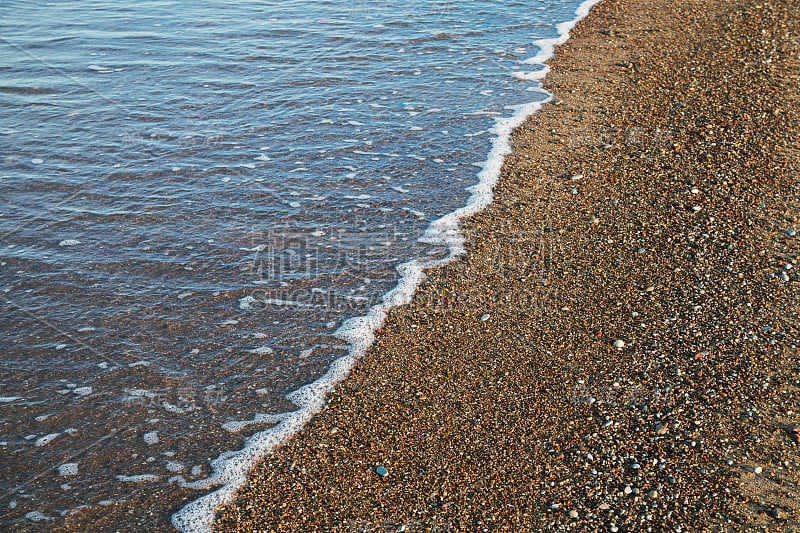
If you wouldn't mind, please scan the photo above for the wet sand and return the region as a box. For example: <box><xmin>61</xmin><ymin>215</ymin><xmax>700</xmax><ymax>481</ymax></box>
<box><xmin>215</xmin><ymin>0</ymin><xmax>800</xmax><ymax>531</ymax></box>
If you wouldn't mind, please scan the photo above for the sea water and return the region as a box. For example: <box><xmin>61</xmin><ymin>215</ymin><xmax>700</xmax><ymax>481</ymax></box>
<box><xmin>0</xmin><ymin>0</ymin><xmax>599</xmax><ymax>530</ymax></box>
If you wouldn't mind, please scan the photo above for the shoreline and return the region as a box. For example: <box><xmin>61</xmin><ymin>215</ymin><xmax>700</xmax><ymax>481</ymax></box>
<box><xmin>170</xmin><ymin>1</ymin><xmax>605</xmax><ymax>531</ymax></box>
<box><xmin>215</xmin><ymin>0</ymin><xmax>800</xmax><ymax>531</ymax></box>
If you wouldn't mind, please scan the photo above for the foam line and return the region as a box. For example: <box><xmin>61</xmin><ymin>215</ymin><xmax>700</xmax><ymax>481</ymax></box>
<box><xmin>172</xmin><ymin>1</ymin><xmax>603</xmax><ymax>531</ymax></box>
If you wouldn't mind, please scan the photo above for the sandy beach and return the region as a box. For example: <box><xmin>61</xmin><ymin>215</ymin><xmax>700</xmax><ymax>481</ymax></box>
<box><xmin>212</xmin><ymin>0</ymin><xmax>800</xmax><ymax>531</ymax></box>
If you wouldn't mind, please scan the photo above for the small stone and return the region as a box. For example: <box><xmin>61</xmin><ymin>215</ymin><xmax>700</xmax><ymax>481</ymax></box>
<box><xmin>570</xmin><ymin>174</ymin><xmax>584</xmax><ymax>180</ymax></box>
<box><xmin>613</xmin><ymin>339</ymin><xmax>625</xmax><ymax>349</ymax></box>
<box><xmin>589</xmin><ymin>217</ymin><xmax>600</xmax><ymax>224</ymax></box>
<box><xmin>656</xmin><ymin>423</ymin><xmax>668</xmax><ymax>435</ymax></box>
<box><xmin>648</xmin><ymin>490</ymin><xmax>657</xmax><ymax>498</ymax></box>
<box><xmin>376</xmin><ymin>466</ymin><xmax>388</xmax><ymax>477</ymax></box>
<box><xmin>787</xmin><ymin>229</ymin><xmax>797</xmax><ymax>237</ymax></box>
<box><xmin>624</xmin><ymin>485</ymin><xmax>633</xmax><ymax>494</ymax></box>
<box><xmin>599</xmin><ymin>503</ymin><xmax>610</xmax><ymax>510</ymax></box>
<box><xmin>754</xmin><ymin>466</ymin><xmax>763</xmax><ymax>474</ymax></box>
<box><xmin>568</xmin><ymin>510</ymin><xmax>579</xmax><ymax>519</ymax></box>
<box><xmin>480</xmin><ymin>313</ymin><xmax>490</xmax><ymax>321</ymax></box>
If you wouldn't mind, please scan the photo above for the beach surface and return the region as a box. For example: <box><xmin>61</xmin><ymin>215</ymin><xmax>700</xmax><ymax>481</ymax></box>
<box><xmin>213</xmin><ymin>0</ymin><xmax>800</xmax><ymax>531</ymax></box>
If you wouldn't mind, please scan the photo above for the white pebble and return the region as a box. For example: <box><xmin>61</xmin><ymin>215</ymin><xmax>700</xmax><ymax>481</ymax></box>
<box><xmin>481</xmin><ymin>314</ymin><xmax>490</xmax><ymax>321</ymax></box>
<box><xmin>613</xmin><ymin>339</ymin><xmax>625</xmax><ymax>349</ymax></box>
<box><xmin>754</xmin><ymin>466</ymin><xmax>763</xmax><ymax>474</ymax></box>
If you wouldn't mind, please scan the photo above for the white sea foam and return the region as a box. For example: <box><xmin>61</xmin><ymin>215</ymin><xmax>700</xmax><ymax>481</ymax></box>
<box><xmin>247</xmin><ymin>346</ymin><xmax>274</xmax><ymax>356</ymax></box>
<box><xmin>58</xmin><ymin>463</ymin><xmax>79</xmax><ymax>476</ymax></box>
<box><xmin>26</xmin><ymin>511</ymin><xmax>50</xmax><ymax>522</ymax></box>
<box><xmin>124</xmin><ymin>388</ymin><xmax>158</xmax><ymax>399</ymax></box>
<box><xmin>238</xmin><ymin>295</ymin><xmax>259</xmax><ymax>310</ymax></box>
<box><xmin>221</xmin><ymin>413</ymin><xmax>286</xmax><ymax>433</ymax></box>
<box><xmin>261</xmin><ymin>298</ymin><xmax>315</xmax><ymax>308</ymax></box>
<box><xmin>117</xmin><ymin>474</ymin><xmax>161</xmax><ymax>483</ymax></box>
<box><xmin>35</xmin><ymin>433</ymin><xmax>60</xmax><ymax>447</ymax></box>
<box><xmin>167</xmin><ymin>461</ymin><xmax>185</xmax><ymax>472</ymax></box>
<box><xmin>163</xmin><ymin>402</ymin><xmax>195</xmax><ymax>414</ymax></box>
<box><xmin>173</xmin><ymin>2</ymin><xmax>603</xmax><ymax>531</ymax></box>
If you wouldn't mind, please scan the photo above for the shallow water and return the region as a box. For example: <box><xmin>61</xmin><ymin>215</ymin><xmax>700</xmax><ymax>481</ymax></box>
<box><xmin>1</xmin><ymin>0</ymin><xmax>591</xmax><ymax>529</ymax></box>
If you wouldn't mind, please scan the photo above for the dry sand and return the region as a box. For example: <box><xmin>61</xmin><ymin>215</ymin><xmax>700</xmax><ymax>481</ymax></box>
<box><xmin>214</xmin><ymin>0</ymin><xmax>800</xmax><ymax>531</ymax></box>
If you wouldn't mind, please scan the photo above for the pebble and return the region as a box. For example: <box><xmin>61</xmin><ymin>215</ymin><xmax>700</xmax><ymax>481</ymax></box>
<box><xmin>613</xmin><ymin>339</ymin><xmax>625</xmax><ymax>349</ymax></box>
<box><xmin>754</xmin><ymin>466</ymin><xmax>763</xmax><ymax>474</ymax></box>
<box><xmin>375</xmin><ymin>466</ymin><xmax>388</xmax><ymax>477</ymax></box>
<box><xmin>569</xmin><ymin>510</ymin><xmax>579</xmax><ymax>519</ymax></box>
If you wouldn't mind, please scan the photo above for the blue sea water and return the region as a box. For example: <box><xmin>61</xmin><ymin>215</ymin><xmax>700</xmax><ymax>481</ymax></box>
<box><xmin>0</xmin><ymin>0</ymin><xmax>597</xmax><ymax>529</ymax></box>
